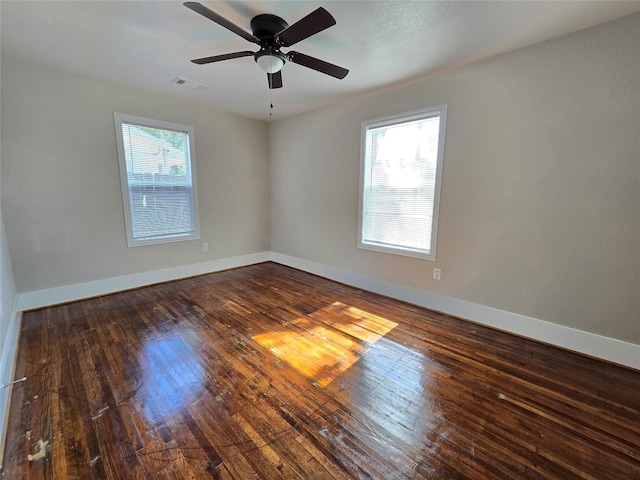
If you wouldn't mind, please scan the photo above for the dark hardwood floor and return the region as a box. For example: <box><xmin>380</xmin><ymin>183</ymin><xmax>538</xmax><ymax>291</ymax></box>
<box><xmin>2</xmin><ymin>262</ymin><xmax>639</xmax><ymax>479</ymax></box>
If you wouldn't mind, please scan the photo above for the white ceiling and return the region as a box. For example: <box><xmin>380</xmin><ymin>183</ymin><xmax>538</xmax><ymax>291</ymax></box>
<box><xmin>2</xmin><ymin>1</ymin><xmax>639</xmax><ymax>121</ymax></box>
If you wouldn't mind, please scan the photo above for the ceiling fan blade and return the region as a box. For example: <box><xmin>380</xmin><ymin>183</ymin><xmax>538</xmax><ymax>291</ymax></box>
<box><xmin>268</xmin><ymin>71</ymin><xmax>283</xmax><ymax>89</ymax></box>
<box><xmin>191</xmin><ymin>51</ymin><xmax>255</xmax><ymax>65</ymax></box>
<box><xmin>277</xmin><ymin>7</ymin><xmax>336</xmax><ymax>47</ymax></box>
<box><xmin>287</xmin><ymin>51</ymin><xmax>349</xmax><ymax>79</ymax></box>
<box><xmin>184</xmin><ymin>2</ymin><xmax>259</xmax><ymax>44</ymax></box>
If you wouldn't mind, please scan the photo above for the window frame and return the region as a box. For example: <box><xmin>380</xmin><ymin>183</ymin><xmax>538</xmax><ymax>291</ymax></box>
<box><xmin>358</xmin><ymin>105</ymin><xmax>447</xmax><ymax>261</ymax></box>
<box><xmin>114</xmin><ymin>112</ymin><xmax>201</xmax><ymax>247</ymax></box>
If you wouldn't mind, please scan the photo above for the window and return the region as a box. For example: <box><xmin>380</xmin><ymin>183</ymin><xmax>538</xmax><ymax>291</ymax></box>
<box><xmin>359</xmin><ymin>105</ymin><xmax>447</xmax><ymax>260</ymax></box>
<box><xmin>114</xmin><ymin>113</ymin><xmax>200</xmax><ymax>247</ymax></box>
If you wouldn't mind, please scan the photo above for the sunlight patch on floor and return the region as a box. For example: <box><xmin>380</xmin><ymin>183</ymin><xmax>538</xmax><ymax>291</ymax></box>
<box><xmin>253</xmin><ymin>302</ymin><xmax>397</xmax><ymax>387</ymax></box>
<box><xmin>310</xmin><ymin>302</ymin><xmax>398</xmax><ymax>341</ymax></box>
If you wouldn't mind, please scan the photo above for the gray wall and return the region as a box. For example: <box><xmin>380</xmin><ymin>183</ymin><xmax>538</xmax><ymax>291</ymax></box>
<box><xmin>269</xmin><ymin>14</ymin><xmax>640</xmax><ymax>344</ymax></box>
<box><xmin>1</xmin><ymin>57</ymin><xmax>270</xmax><ymax>293</ymax></box>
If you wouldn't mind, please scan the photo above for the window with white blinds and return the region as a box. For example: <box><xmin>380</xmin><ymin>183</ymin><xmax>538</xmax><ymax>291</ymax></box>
<box><xmin>114</xmin><ymin>113</ymin><xmax>200</xmax><ymax>247</ymax></box>
<box><xmin>359</xmin><ymin>106</ymin><xmax>447</xmax><ymax>260</ymax></box>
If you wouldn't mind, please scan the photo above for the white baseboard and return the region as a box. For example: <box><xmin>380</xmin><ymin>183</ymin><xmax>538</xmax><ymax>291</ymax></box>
<box><xmin>11</xmin><ymin>250</ymin><xmax>639</xmax><ymax>370</ymax></box>
<box><xmin>0</xmin><ymin>298</ymin><xmax>21</xmax><ymax>469</ymax></box>
<box><xmin>16</xmin><ymin>251</ymin><xmax>271</xmax><ymax>312</ymax></box>
<box><xmin>269</xmin><ymin>252</ymin><xmax>640</xmax><ymax>370</ymax></box>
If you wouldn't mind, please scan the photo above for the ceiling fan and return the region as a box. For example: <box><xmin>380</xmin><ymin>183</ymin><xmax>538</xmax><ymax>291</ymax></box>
<box><xmin>183</xmin><ymin>2</ymin><xmax>349</xmax><ymax>89</ymax></box>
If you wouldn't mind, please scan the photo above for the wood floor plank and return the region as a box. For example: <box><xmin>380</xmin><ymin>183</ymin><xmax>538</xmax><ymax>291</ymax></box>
<box><xmin>3</xmin><ymin>262</ymin><xmax>639</xmax><ymax>479</ymax></box>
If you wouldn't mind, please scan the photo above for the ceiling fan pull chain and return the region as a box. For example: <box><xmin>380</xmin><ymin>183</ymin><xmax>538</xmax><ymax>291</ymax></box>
<box><xmin>269</xmin><ymin>86</ymin><xmax>274</xmax><ymax>117</ymax></box>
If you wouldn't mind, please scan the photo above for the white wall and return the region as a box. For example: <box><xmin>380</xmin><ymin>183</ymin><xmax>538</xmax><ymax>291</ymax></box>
<box><xmin>270</xmin><ymin>13</ymin><xmax>640</xmax><ymax>345</ymax></box>
<box><xmin>1</xmin><ymin>57</ymin><xmax>270</xmax><ymax>293</ymax></box>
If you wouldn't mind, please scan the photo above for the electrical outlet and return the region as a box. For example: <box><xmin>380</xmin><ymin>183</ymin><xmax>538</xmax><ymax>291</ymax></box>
<box><xmin>433</xmin><ymin>268</ymin><xmax>441</xmax><ymax>280</ymax></box>
<box><xmin>202</xmin><ymin>243</ymin><xmax>208</xmax><ymax>252</ymax></box>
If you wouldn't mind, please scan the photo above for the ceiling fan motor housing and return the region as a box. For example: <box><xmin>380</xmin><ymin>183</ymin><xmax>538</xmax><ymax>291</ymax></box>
<box><xmin>250</xmin><ymin>14</ymin><xmax>288</xmax><ymax>44</ymax></box>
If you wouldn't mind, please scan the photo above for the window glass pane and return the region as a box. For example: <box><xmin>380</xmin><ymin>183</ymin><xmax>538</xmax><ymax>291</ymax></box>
<box><xmin>115</xmin><ymin>113</ymin><xmax>200</xmax><ymax>246</ymax></box>
<box><xmin>360</xmin><ymin>107</ymin><xmax>446</xmax><ymax>259</ymax></box>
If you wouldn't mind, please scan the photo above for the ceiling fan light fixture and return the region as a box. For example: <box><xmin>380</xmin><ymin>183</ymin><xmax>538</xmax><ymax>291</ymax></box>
<box><xmin>255</xmin><ymin>50</ymin><xmax>285</xmax><ymax>74</ymax></box>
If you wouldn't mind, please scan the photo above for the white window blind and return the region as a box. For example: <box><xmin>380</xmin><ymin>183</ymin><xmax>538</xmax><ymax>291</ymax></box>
<box><xmin>359</xmin><ymin>106</ymin><xmax>446</xmax><ymax>260</ymax></box>
<box><xmin>114</xmin><ymin>113</ymin><xmax>200</xmax><ymax>247</ymax></box>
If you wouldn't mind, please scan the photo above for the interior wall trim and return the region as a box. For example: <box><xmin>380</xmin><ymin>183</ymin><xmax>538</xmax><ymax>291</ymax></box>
<box><xmin>12</xmin><ymin>251</ymin><xmax>639</xmax><ymax>371</ymax></box>
<box><xmin>269</xmin><ymin>252</ymin><xmax>640</xmax><ymax>371</ymax></box>
<box><xmin>16</xmin><ymin>252</ymin><xmax>271</xmax><ymax>312</ymax></box>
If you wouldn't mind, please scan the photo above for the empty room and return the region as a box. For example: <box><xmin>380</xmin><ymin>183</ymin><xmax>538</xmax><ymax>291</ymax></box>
<box><xmin>1</xmin><ymin>1</ymin><xmax>639</xmax><ymax>478</ymax></box>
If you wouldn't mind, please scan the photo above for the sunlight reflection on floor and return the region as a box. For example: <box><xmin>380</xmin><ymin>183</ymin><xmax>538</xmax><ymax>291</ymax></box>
<box><xmin>253</xmin><ymin>302</ymin><xmax>397</xmax><ymax>387</ymax></box>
